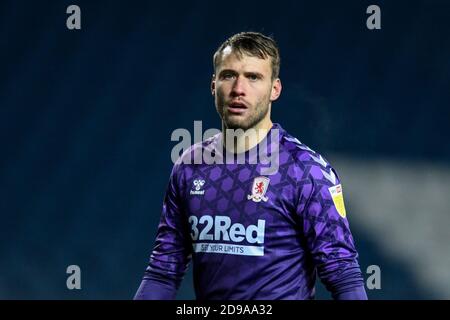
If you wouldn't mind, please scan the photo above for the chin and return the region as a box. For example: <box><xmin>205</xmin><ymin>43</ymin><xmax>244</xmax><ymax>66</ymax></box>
<box><xmin>224</xmin><ymin>119</ymin><xmax>253</xmax><ymax>131</ymax></box>
<box><xmin>220</xmin><ymin>114</ymin><xmax>242</xmax><ymax>129</ymax></box>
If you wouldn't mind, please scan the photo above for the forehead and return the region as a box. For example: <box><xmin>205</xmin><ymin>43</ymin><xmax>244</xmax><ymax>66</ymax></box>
<box><xmin>217</xmin><ymin>47</ymin><xmax>271</xmax><ymax>74</ymax></box>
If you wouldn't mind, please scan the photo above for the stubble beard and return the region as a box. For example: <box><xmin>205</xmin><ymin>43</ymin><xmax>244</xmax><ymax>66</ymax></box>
<box><xmin>217</xmin><ymin>95</ymin><xmax>271</xmax><ymax>131</ymax></box>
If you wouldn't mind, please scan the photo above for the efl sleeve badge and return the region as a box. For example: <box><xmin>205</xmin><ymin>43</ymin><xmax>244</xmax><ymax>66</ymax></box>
<box><xmin>328</xmin><ymin>184</ymin><xmax>347</xmax><ymax>218</ymax></box>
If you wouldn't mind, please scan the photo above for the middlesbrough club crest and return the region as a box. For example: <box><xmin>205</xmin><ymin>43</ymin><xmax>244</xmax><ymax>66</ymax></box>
<box><xmin>247</xmin><ymin>176</ymin><xmax>270</xmax><ymax>203</ymax></box>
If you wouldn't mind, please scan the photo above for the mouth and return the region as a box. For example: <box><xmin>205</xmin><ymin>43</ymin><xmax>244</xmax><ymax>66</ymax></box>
<box><xmin>226</xmin><ymin>101</ymin><xmax>248</xmax><ymax>114</ymax></box>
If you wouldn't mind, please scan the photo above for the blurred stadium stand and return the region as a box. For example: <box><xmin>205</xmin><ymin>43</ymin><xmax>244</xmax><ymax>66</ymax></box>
<box><xmin>0</xmin><ymin>0</ymin><xmax>449</xmax><ymax>299</ymax></box>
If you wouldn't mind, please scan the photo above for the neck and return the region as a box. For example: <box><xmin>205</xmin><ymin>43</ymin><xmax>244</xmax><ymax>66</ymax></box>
<box><xmin>222</xmin><ymin>117</ymin><xmax>273</xmax><ymax>154</ymax></box>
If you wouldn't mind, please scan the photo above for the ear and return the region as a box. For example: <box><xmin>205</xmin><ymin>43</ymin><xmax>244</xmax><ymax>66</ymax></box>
<box><xmin>211</xmin><ymin>75</ymin><xmax>216</xmax><ymax>96</ymax></box>
<box><xmin>270</xmin><ymin>78</ymin><xmax>282</xmax><ymax>101</ymax></box>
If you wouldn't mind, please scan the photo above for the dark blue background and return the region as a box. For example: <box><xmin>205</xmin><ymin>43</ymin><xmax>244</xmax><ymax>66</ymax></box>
<box><xmin>0</xmin><ymin>0</ymin><xmax>449</xmax><ymax>299</ymax></box>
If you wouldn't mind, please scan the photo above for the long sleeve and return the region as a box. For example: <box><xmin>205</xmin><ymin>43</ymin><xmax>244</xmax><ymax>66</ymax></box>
<box><xmin>298</xmin><ymin>158</ymin><xmax>367</xmax><ymax>300</ymax></box>
<box><xmin>134</xmin><ymin>163</ymin><xmax>192</xmax><ymax>300</ymax></box>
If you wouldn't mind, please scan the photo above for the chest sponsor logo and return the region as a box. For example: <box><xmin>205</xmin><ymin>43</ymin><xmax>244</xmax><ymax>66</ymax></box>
<box><xmin>188</xmin><ymin>215</ymin><xmax>265</xmax><ymax>256</ymax></box>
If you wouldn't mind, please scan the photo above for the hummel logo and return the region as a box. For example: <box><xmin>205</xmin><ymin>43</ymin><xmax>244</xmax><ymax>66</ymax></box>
<box><xmin>190</xmin><ymin>179</ymin><xmax>205</xmax><ymax>195</ymax></box>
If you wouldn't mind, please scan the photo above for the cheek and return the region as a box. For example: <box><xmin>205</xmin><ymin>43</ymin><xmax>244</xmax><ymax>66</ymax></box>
<box><xmin>254</xmin><ymin>85</ymin><xmax>272</xmax><ymax>102</ymax></box>
<box><xmin>217</xmin><ymin>82</ymin><xmax>230</xmax><ymax>92</ymax></box>
<box><xmin>215</xmin><ymin>84</ymin><xmax>228</xmax><ymax>100</ymax></box>
<box><xmin>215</xmin><ymin>88</ymin><xmax>226</xmax><ymax>109</ymax></box>
<box><xmin>216</xmin><ymin>88</ymin><xmax>224</xmax><ymax>101</ymax></box>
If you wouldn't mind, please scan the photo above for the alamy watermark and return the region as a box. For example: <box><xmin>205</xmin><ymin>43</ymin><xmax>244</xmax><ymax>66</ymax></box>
<box><xmin>366</xmin><ymin>264</ymin><xmax>381</xmax><ymax>290</ymax></box>
<box><xmin>66</xmin><ymin>265</ymin><xmax>81</xmax><ymax>290</ymax></box>
<box><xmin>366</xmin><ymin>5</ymin><xmax>381</xmax><ymax>30</ymax></box>
<box><xmin>66</xmin><ymin>5</ymin><xmax>81</xmax><ymax>30</ymax></box>
<box><xmin>171</xmin><ymin>121</ymin><xmax>280</xmax><ymax>175</ymax></box>
<box><xmin>65</xmin><ymin>5</ymin><xmax>380</xmax><ymax>31</ymax></box>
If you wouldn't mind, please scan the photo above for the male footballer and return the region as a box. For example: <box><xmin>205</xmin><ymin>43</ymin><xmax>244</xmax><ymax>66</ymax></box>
<box><xmin>134</xmin><ymin>32</ymin><xmax>367</xmax><ymax>300</ymax></box>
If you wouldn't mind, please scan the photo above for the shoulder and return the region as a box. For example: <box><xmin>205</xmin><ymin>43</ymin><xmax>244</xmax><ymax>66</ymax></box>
<box><xmin>173</xmin><ymin>132</ymin><xmax>221</xmax><ymax>169</ymax></box>
<box><xmin>279</xmin><ymin>129</ymin><xmax>340</xmax><ymax>186</ymax></box>
<box><xmin>168</xmin><ymin>133</ymin><xmax>221</xmax><ymax>192</ymax></box>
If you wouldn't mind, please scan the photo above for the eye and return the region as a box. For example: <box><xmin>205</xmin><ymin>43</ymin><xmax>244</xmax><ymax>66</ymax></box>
<box><xmin>248</xmin><ymin>74</ymin><xmax>260</xmax><ymax>81</ymax></box>
<box><xmin>221</xmin><ymin>72</ymin><xmax>235</xmax><ymax>80</ymax></box>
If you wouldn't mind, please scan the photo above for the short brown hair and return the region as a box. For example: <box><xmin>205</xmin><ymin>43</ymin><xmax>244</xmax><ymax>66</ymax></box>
<box><xmin>213</xmin><ymin>32</ymin><xmax>281</xmax><ymax>80</ymax></box>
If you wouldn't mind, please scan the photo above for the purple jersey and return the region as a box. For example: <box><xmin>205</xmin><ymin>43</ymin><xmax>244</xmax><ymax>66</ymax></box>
<box><xmin>136</xmin><ymin>123</ymin><xmax>365</xmax><ymax>300</ymax></box>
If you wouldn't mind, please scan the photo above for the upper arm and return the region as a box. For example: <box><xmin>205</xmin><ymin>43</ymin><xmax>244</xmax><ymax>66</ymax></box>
<box><xmin>296</xmin><ymin>155</ymin><xmax>361</xmax><ymax>276</ymax></box>
<box><xmin>146</xmin><ymin>164</ymin><xmax>192</xmax><ymax>284</ymax></box>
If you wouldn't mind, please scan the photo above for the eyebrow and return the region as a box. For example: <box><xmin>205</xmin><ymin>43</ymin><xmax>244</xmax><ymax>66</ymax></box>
<box><xmin>218</xmin><ymin>69</ymin><xmax>265</xmax><ymax>78</ymax></box>
<box><xmin>218</xmin><ymin>69</ymin><xmax>237</xmax><ymax>76</ymax></box>
<box><xmin>244</xmin><ymin>71</ymin><xmax>264</xmax><ymax>79</ymax></box>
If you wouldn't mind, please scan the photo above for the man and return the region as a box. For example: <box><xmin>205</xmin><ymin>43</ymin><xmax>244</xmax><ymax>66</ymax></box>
<box><xmin>134</xmin><ymin>32</ymin><xmax>367</xmax><ymax>300</ymax></box>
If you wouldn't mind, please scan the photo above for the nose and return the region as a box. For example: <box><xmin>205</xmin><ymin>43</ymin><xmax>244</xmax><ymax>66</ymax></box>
<box><xmin>231</xmin><ymin>76</ymin><xmax>245</xmax><ymax>97</ymax></box>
